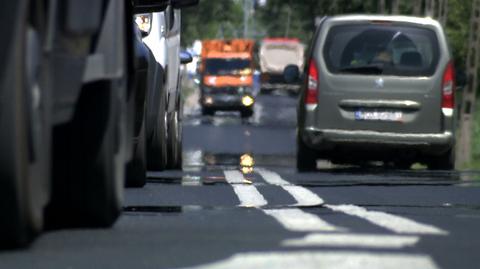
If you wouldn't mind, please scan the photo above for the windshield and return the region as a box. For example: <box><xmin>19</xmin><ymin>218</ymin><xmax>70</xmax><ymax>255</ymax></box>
<box><xmin>205</xmin><ymin>58</ymin><xmax>252</xmax><ymax>75</ymax></box>
<box><xmin>323</xmin><ymin>24</ymin><xmax>440</xmax><ymax>76</ymax></box>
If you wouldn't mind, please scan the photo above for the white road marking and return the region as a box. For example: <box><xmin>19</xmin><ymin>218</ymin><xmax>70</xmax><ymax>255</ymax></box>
<box><xmin>256</xmin><ymin>168</ymin><xmax>323</xmax><ymax>206</ymax></box>
<box><xmin>232</xmin><ymin>185</ymin><xmax>268</xmax><ymax>207</ymax></box>
<box><xmin>282</xmin><ymin>233</ymin><xmax>419</xmax><ymax>248</ymax></box>
<box><xmin>326</xmin><ymin>204</ymin><xmax>448</xmax><ymax>235</ymax></box>
<box><xmin>224</xmin><ymin>170</ymin><xmax>267</xmax><ymax>207</ymax></box>
<box><xmin>263</xmin><ymin>208</ymin><xmax>342</xmax><ymax>232</ymax></box>
<box><xmin>224</xmin><ymin>170</ymin><xmax>246</xmax><ymax>184</ymax></box>
<box><xmin>179</xmin><ymin>251</ymin><xmax>439</xmax><ymax>269</ymax></box>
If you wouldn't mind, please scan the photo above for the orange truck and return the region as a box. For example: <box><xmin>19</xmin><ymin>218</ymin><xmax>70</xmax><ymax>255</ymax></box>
<box><xmin>199</xmin><ymin>39</ymin><xmax>255</xmax><ymax>118</ymax></box>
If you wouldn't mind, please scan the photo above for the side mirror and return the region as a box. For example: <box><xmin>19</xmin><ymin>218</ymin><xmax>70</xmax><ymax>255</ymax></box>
<box><xmin>133</xmin><ymin>0</ymin><xmax>169</xmax><ymax>13</ymax></box>
<box><xmin>134</xmin><ymin>14</ymin><xmax>152</xmax><ymax>37</ymax></box>
<box><xmin>180</xmin><ymin>51</ymin><xmax>193</xmax><ymax>64</ymax></box>
<box><xmin>283</xmin><ymin>65</ymin><xmax>300</xmax><ymax>84</ymax></box>
<box><xmin>171</xmin><ymin>0</ymin><xmax>199</xmax><ymax>9</ymax></box>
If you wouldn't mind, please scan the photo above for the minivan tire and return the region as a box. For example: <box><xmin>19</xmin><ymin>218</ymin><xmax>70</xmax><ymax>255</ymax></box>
<box><xmin>428</xmin><ymin>148</ymin><xmax>455</xmax><ymax>171</ymax></box>
<box><xmin>297</xmin><ymin>134</ymin><xmax>318</xmax><ymax>172</ymax></box>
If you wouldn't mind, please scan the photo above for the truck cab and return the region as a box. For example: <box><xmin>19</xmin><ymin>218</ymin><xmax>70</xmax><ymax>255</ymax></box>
<box><xmin>199</xmin><ymin>39</ymin><xmax>255</xmax><ymax>118</ymax></box>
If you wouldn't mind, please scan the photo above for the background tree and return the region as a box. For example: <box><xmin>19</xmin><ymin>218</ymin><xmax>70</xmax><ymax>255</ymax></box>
<box><xmin>181</xmin><ymin>0</ymin><xmax>243</xmax><ymax>47</ymax></box>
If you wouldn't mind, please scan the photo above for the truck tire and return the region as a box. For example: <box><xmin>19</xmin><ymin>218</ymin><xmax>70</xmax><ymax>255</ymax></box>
<box><xmin>0</xmin><ymin>0</ymin><xmax>50</xmax><ymax>247</ymax></box>
<box><xmin>47</xmin><ymin>81</ymin><xmax>123</xmax><ymax>228</ymax></box>
<box><xmin>125</xmin><ymin>117</ymin><xmax>146</xmax><ymax>187</ymax></box>
<box><xmin>167</xmin><ymin>109</ymin><xmax>183</xmax><ymax>170</ymax></box>
<box><xmin>297</xmin><ymin>134</ymin><xmax>318</xmax><ymax>172</ymax></box>
<box><xmin>147</xmin><ymin>91</ymin><xmax>167</xmax><ymax>171</ymax></box>
<box><xmin>240</xmin><ymin>108</ymin><xmax>254</xmax><ymax>118</ymax></box>
<box><xmin>202</xmin><ymin>107</ymin><xmax>214</xmax><ymax>116</ymax></box>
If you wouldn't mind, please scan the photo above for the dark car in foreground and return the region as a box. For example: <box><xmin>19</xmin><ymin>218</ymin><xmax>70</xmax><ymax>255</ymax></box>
<box><xmin>293</xmin><ymin>15</ymin><xmax>456</xmax><ymax>171</ymax></box>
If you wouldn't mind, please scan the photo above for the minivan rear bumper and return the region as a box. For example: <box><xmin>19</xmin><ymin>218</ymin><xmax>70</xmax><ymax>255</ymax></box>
<box><xmin>302</xmin><ymin>127</ymin><xmax>454</xmax><ymax>154</ymax></box>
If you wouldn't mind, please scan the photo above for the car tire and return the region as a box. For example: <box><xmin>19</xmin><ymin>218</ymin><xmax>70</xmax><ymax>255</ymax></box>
<box><xmin>240</xmin><ymin>108</ymin><xmax>254</xmax><ymax>118</ymax></box>
<box><xmin>428</xmin><ymin>148</ymin><xmax>455</xmax><ymax>171</ymax></box>
<box><xmin>297</xmin><ymin>134</ymin><xmax>318</xmax><ymax>172</ymax></box>
<box><xmin>147</xmin><ymin>92</ymin><xmax>167</xmax><ymax>171</ymax></box>
<box><xmin>0</xmin><ymin>1</ymin><xmax>50</xmax><ymax>247</ymax></box>
<box><xmin>167</xmin><ymin>109</ymin><xmax>183</xmax><ymax>170</ymax></box>
<box><xmin>125</xmin><ymin>117</ymin><xmax>147</xmax><ymax>188</ymax></box>
<box><xmin>47</xmin><ymin>81</ymin><xmax>123</xmax><ymax>228</ymax></box>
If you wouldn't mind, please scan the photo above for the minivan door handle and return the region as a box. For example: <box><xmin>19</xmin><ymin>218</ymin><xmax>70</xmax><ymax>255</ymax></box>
<box><xmin>339</xmin><ymin>99</ymin><xmax>421</xmax><ymax>110</ymax></box>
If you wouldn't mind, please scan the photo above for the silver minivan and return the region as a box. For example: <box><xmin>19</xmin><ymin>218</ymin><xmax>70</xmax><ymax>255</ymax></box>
<box><xmin>295</xmin><ymin>15</ymin><xmax>456</xmax><ymax>171</ymax></box>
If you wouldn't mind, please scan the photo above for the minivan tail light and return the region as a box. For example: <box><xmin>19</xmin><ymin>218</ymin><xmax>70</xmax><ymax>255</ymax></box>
<box><xmin>306</xmin><ymin>59</ymin><xmax>318</xmax><ymax>105</ymax></box>
<box><xmin>441</xmin><ymin>61</ymin><xmax>455</xmax><ymax>109</ymax></box>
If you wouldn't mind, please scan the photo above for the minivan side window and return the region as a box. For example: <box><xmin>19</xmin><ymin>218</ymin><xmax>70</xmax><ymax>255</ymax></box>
<box><xmin>323</xmin><ymin>24</ymin><xmax>440</xmax><ymax>77</ymax></box>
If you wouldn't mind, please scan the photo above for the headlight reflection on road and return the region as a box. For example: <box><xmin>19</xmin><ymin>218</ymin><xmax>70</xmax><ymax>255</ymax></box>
<box><xmin>240</xmin><ymin>153</ymin><xmax>255</xmax><ymax>174</ymax></box>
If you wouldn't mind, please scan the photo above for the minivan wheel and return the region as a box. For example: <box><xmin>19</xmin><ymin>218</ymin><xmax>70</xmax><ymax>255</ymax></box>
<box><xmin>394</xmin><ymin>161</ymin><xmax>412</xmax><ymax>170</ymax></box>
<box><xmin>428</xmin><ymin>148</ymin><xmax>455</xmax><ymax>171</ymax></box>
<box><xmin>47</xmin><ymin>82</ymin><xmax>123</xmax><ymax>228</ymax></box>
<box><xmin>297</xmin><ymin>135</ymin><xmax>318</xmax><ymax>172</ymax></box>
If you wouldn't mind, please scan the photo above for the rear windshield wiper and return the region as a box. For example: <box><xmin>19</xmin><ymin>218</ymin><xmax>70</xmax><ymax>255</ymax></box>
<box><xmin>339</xmin><ymin>65</ymin><xmax>384</xmax><ymax>75</ymax></box>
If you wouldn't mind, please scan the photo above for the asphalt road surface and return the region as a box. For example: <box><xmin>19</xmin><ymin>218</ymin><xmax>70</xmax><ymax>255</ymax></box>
<box><xmin>2</xmin><ymin>92</ymin><xmax>480</xmax><ymax>269</ymax></box>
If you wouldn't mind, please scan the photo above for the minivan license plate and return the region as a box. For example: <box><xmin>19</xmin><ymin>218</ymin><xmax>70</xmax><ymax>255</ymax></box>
<box><xmin>355</xmin><ymin>111</ymin><xmax>403</xmax><ymax>122</ymax></box>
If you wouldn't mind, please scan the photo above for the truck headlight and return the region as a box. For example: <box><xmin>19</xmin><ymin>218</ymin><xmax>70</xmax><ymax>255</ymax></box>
<box><xmin>204</xmin><ymin>96</ymin><xmax>214</xmax><ymax>105</ymax></box>
<box><xmin>242</xmin><ymin>95</ymin><xmax>254</xmax><ymax>107</ymax></box>
<box><xmin>134</xmin><ymin>14</ymin><xmax>152</xmax><ymax>36</ymax></box>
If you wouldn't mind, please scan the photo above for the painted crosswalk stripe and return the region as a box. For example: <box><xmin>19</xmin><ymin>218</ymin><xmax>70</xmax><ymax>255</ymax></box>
<box><xmin>224</xmin><ymin>170</ymin><xmax>247</xmax><ymax>184</ymax></box>
<box><xmin>282</xmin><ymin>233</ymin><xmax>419</xmax><ymax>248</ymax></box>
<box><xmin>256</xmin><ymin>168</ymin><xmax>323</xmax><ymax>206</ymax></box>
<box><xmin>263</xmin><ymin>208</ymin><xmax>342</xmax><ymax>232</ymax></box>
<box><xmin>326</xmin><ymin>204</ymin><xmax>448</xmax><ymax>235</ymax></box>
<box><xmin>224</xmin><ymin>170</ymin><xmax>267</xmax><ymax>207</ymax></box>
<box><xmin>179</xmin><ymin>251</ymin><xmax>439</xmax><ymax>269</ymax></box>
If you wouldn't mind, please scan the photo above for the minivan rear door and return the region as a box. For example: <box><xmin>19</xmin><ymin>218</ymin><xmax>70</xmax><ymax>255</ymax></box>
<box><xmin>315</xmin><ymin>21</ymin><xmax>446</xmax><ymax>134</ymax></box>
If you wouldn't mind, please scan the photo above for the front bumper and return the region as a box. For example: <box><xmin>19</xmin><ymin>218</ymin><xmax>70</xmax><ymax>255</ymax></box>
<box><xmin>202</xmin><ymin>94</ymin><xmax>254</xmax><ymax>110</ymax></box>
<box><xmin>302</xmin><ymin>127</ymin><xmax>454</xmax><ymax>155</ymax></box>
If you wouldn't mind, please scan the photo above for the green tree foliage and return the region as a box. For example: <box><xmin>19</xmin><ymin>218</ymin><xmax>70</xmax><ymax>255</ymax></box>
<box><xmin>445</xmin><ymin>0</ymin><xmax>471</xmax><ymax>69</ymax></box>
<box><xmin>181</xmin><ymin>0</ymin><xmax>244</xmax><ymax>46</ymax></box>
<box><xmin>182</xmin><ymin>0</ymin><xmax>471</xmax><ymax>69</ymax></box>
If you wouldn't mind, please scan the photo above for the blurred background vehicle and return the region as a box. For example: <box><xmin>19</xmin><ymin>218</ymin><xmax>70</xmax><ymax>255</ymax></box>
<box><xmin>126</xmin><ymin>13</ymin><xmax>161</xmax><ymax>188</ymax></box>
<box><xmin>294</xmin><ymin>15</ymin><xmax>456</xmax><ymax>172</ymax></box>
<box><xmin>259</xmin><ymin>38</ymin><xmax>304</xmax><ymax>95</ymax></box>
<box><xmin>199</xmin><ymin>39</ymin><xmax>256</xmax><ymax>118</ymax></box>
<box><xmin>140</xmin><ymin>0</ymin><xmax>196</xmax><ymax>172</ymax></box>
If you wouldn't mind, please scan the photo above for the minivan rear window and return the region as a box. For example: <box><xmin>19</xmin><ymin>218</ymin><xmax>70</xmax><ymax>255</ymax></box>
<box><xmin>323</xmin><ymin>24</ymin><xmax>440</xmax><ymax>77</ymax></box>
